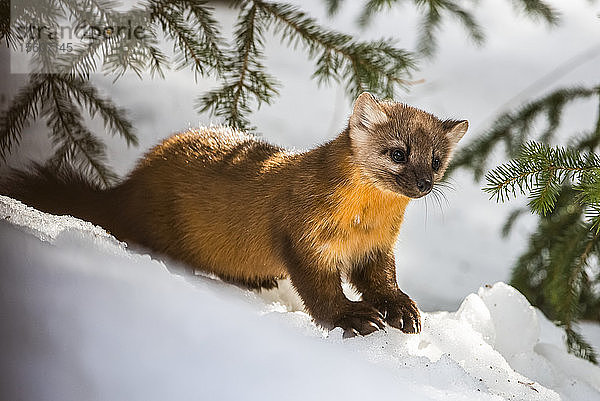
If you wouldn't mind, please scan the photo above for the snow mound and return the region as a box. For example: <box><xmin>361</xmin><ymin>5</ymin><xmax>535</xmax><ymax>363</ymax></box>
<box><xmin>1</xmin><ymin>195</ymin><xmax>599</xmax><ymax>401</ymax></box>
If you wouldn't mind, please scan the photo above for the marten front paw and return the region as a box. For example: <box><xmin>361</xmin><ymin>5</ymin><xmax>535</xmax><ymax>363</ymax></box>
<box><xmin>378</xmin><ymin>294</ymin><xmax>421</xmax><ymax>334</ymax></box>
<box><xmin>335</xmin><ymin>301</ymin><xmax>386</xmax><ymax>338</ymax></box>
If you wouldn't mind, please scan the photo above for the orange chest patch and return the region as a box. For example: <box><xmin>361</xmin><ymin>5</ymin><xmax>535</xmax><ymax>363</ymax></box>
<box><xmin>307</xmin><ymin>181</ymin><xmax>410</xmax><ymax>265</ymax></box>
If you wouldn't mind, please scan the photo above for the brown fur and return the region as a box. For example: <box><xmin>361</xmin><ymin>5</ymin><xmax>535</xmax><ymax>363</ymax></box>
<box><xmin>1</xmin><ymin>93</ymin><xmax>468</xmax><ymax>336</ymax></box>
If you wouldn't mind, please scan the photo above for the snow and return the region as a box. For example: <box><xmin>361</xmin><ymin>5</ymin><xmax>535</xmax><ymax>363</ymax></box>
<box><xmin>1</xmin><ymin>195</ymin><xmax>599</xmax><ymax>400</ymax></box>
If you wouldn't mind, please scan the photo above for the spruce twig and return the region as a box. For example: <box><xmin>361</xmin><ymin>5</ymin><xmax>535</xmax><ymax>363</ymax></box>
<box><xmin>486</xmin><ymin>142</ymin><xmax>600</xmax><ymax>363</ymax></box>
<box><xmin>0</xmin><ymin>74</ymin><xmax>47</xmax><ymax>160</ymax></box>
<box><xmin>256</xmin><ymin>0</ymin><xmax>415</xmax><ymax>97</ymax></box>
<box><xmin>197</xmin><ymin>2</ymin><xmax>278</xmax><ymax>129</ymax></box>
<box><xmin>329</xmin><ymin>0</ymin><xmax>556</xmax><ymax>58</ymax></box>
<box><xmin>46</xmin><ymin>76</ymin><xmax>117</xmax><ymax>187</ymax></box>
<box><xmin>451</xmin><ymin>86</ymin><xmax>600</xmax><ymax>179</ymax></box>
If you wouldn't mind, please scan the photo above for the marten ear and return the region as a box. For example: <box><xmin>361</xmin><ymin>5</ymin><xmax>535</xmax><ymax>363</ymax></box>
<box><xmin>349</xmin><ymin>92</ymin><xmax>388</xmax><ymax>141</ymax></box>
<box><xmin>444</xmin><ymin>120</ymin><xmax>468</xmax><ymax>146</ymax></box>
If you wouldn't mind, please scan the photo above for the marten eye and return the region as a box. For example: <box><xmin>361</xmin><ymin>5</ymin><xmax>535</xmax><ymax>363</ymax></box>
<box><xmin>391</xmin><ymin>148</ymin><xmax>407</xmax><ymax>164</ymax></box>
<box><xmin>432</xmin><ymin>156</ymin><xmax>441</xmax><ymax>171</ymax></box>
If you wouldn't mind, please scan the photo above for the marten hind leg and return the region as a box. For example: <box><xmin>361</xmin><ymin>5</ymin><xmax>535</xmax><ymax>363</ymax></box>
<box><xmin>350</xmin><ymin>250</ymin><xmax>421</xmax><ymax>334</ymax></box>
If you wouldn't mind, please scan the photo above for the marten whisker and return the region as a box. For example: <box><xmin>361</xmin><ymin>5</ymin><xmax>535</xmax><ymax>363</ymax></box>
<box><xmin>432</xmin><ymin>186</ymin><xmax>450</xmax><ymax>209</ymax></box>
<box><xmin>437</xmin><ymin>177</ymin><xmax>456</xmax><ymax>191</ymax></box>
<box><xmin>431</xmin><ymin>187</ymin><xmax>445</xmax><ymax>216</ymax></box>
<box><xmin>424</xmin><ymin>193</ymin><xmax>429</xmax><ymax>225</ymax></box>
<box><xmin>436</xmin><ymin>181</ymin><xmax>455</xmax><ymax>191</ymax></box>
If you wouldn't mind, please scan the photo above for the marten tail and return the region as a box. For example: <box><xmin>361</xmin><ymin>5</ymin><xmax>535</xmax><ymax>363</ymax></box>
<box><xmin>1</xmin><ymin>163</ymin><xmax>116</xmax><ymax>229</ymax></box>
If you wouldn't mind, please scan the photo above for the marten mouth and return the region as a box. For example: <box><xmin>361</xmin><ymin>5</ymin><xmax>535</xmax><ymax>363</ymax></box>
<box><xmin>406</xmin><ymin>191</ymin><xmax>428</xmax><ymax>199</ymax></box>
<box><xmin>394</xmin><ymin>175</ymin><xmax>429</xmax><ymax>199</ymax></box>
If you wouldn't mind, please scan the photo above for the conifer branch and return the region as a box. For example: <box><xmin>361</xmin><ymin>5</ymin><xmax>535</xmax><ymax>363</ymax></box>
<box><xmin>511</xmin><ymin>0</ymin><xmax>559</xmax><ymax>25</ymax></box>
<box><xmin>509</xmin><ymin>188</ymin><xmax>582</xmax><ymax>309</ymax></box>
<box><xmin>45</xmin><ymin>77</ymin><xmax>117</xmax><ymax>187</ymax></box>
<box><xmin>451</xmin><ymin>86</ymin><xmax>600</xmax><ymax>179</ymax></box>
<box><xmin>351</xmin><ymin>0</ymin><xmax>556</xmax><ymax>57</ymax></box>
<box><xmin>51</xmin><ymin>74</ymin><xmax>138</xmax><ymax>146</ymax></box>
<box><xmin>255</xmin><ymin>0</ymin><xmax>415</xmax><ymax>98</ymax></box>
<box><xmin>102</xmin><ymin>19</ymin><xmax>155</xmax><ymax>79</ymax></box>
<box><xmin>548</xmin><ymin>225</ymin><xmax>599</xmax><ymax>363</ymax></box>
<box><xmin>356</xmin><ymin>0</ymin><xmax>388</xmax><ymax>27</ymax></box>
<box><xmin>566</xmin><ymin>327</ymin><xmax>598</xmax><ymax>364</ymax></box>
<box><xmin>60</xmin><ymin>37</ymin><xmax>107</xmax><ymax>77</ymax></box>
<box><xmin>153</xmin><ymin>5</ymin><xmax>210</xmax><ymax>76</ymax></box>
<box><xmin>416</xmin><ymin>0</ymin><xmax>484</xmax><ymax>57</ymax></box>
<box><xmin>484</xmin><ymin>142</ymin><xmax>600</xmax><ymax>215</ymax></box>
<box><xmin>488</xmin><ymin>143</ymin><xmax>600</xmax><ymax>363</ymax></box>
<box><xmin>58</xmin><ymin>0</ymin><xmax>117</xmax><ymax>22</ymax></box>
<box><xmin>177</xmin><ymin>0</ymin><xmax>226</xmax><ymax>72</ymax></box>
<box><xmin>328</xmin><ymin>0</ymin><xmax>486</xmax><ymax>58</ymax></box>
<box><xmin>0</xmin><ymin>74</ymin><xmax>47</xmax><ymax>161</ymax></box>
<box><xmin>150</xmin><ymin>0</ymin><xmax>225</xmax><ymax>77</ymax></box>
<box><xmin>0</xmin><ymin>0</ymin><xmax>14</xmax><ymax>47</ymax></box>
<box><xmin>197</xmin><ymin>2</ymin><xmax>278</xmax><ymax>129</ymax></box>
<box><xmin>324</xmin><ymin>0</ymin><xmax>344</xmax><ymax>16</ymax></box>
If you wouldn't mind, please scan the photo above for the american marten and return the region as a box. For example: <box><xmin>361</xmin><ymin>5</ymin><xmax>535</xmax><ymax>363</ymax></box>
<box><xmin>2</xmin><ymin>92</ymin><xmax>468</xmax><ymax>337</ymax></box>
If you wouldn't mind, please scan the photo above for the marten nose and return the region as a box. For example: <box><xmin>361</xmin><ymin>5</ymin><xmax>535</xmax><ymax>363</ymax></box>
<box><xmin>416</xmin><ymin>178</ymin><xmax>432</xmax><ymax>193</ymax></box>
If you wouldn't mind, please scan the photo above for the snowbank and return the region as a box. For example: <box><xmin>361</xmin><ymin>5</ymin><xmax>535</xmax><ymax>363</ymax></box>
<box><xmin>1</xmin><ymin>195</ymin><xmax>599</xmax><ymax>401</ymax></box>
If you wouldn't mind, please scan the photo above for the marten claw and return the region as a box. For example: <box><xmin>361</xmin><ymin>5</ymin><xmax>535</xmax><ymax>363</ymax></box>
<box><xmin>337</xmin><ymin>301</ymin><xmax>386</xmax><ymax>338</ymax></box>
<box><xmin>343</xmin><ymin>328</ymin><xmax>360</xmax><ymax>339</ymax></box>
<box><xmin>378</xmin><ymin>295</ymin><xmax>421</xmax><ymax>334</ymax></box>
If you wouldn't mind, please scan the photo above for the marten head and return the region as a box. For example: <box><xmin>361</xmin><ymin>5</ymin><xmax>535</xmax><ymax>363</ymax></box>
<box><xmin>348</xmin><ymin>92</ymin><xmax>468</xmax><ymax>199</ymax></box>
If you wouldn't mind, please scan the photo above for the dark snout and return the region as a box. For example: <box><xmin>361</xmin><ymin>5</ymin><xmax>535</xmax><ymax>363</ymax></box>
<box><xmin>416</xmin><ymin>177</ymin><xmax>432</xmax><ymax>194</ymax></box>
<box><xmin>393</xmin><ymin>170</ymin><xmax>433</xmax><ymax>198</ymax></box>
